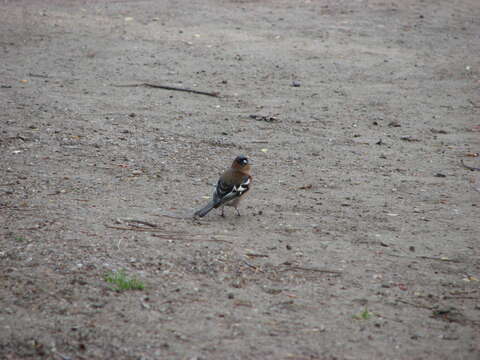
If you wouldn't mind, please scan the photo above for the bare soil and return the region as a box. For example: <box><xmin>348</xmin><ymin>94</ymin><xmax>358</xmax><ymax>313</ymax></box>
<box><xmin>1</xmin><ymin>0</ymin><xmax>480</xmax><ymax>359</ymax></box>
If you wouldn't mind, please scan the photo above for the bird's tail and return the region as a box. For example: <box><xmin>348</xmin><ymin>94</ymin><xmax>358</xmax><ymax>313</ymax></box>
<box><xmin>194</xmin><ymin>200</ymin><xmax>216</xmax><ymax>217</ymax></box>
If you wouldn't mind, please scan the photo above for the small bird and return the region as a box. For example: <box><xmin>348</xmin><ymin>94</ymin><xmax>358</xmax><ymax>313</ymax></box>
<box><xmin>194</xmin><ymin>155</ymin><xmax>252</xmax><ymax>218</ymax></box>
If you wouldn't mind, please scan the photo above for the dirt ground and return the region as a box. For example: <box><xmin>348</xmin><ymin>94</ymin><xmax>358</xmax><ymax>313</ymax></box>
<box><xmin>1</xmin><ymin>0</ymin><xmax>479</xmax><ymax>359</ymax></box>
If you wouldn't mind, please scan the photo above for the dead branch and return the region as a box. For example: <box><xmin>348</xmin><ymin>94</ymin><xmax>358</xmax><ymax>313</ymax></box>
<box><xmin>112</xmin><ymin>83</ymin><xmax>219</xmax><ymax>97</ymax></box>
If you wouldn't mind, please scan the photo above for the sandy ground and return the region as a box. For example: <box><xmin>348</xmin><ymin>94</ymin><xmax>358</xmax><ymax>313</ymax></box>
<box><xmin>1</xmin><ymin>0</ymin><xmax>480</xmax><ymax>359</ymax></box>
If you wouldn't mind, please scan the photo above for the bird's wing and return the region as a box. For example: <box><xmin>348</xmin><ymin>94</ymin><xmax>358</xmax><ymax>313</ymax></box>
<box><xmin>213</xmin><ymin>175</ymin><xmax>251</xmax><ymax>208</ymax></box>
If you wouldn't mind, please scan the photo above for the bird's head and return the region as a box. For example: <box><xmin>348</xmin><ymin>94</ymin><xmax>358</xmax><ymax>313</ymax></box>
<box><xmin>232</xmin><ymin>155</ymin><xmax>251</xmax><ymax>172</ymax></box>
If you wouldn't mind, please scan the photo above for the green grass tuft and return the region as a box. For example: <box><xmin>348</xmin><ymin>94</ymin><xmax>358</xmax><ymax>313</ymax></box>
<box><xmin>104</xmin><ymin>270</ymin><xmax>145</xmax><ymax>292</ymax></box>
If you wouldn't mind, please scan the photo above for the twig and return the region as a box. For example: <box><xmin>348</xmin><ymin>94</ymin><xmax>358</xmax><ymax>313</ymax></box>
<box><xmin>154</xmin><ymin>213</ymin><xmax>192</xmax><ymax>219</ymax></box>
<box><xmin>245</xmin><ymin>253</ymin><xmax>269</xmax><ymax>258</ymax></box>
<box><xmin>151</xmin><ymin>233</ymin><xmax>232</xmax><ymax>243</ymax></box>
<box><xmin>279</xmin><ymin>266</ymin><xmax>342</xmax><ymax>274</ymax></box>
<box><xmin>242</xmin><ymin>260</ymin><xmax>263</xmax><ymax>272</ymax></box>
<box><xmin>105</xmin><ymin>224</ymin><xmax>232</xmax><ymax>243</ymax></box>
<box><xmin>143</xmin><ymin>83</ymin><xmax>219</xmax><ymax>97</ymax></box>
<box><xmin>28</xmin><ymin>73</ymin><xmax>49</xmax><ymax>78</ymax></box>
<box><xmin>105</xmin><ymin>225</ymin><xmax>186</xmax><ymax>234</ymax></box>
<box><xmin>210</xmin><ymin>236</ymin><xmax>234</xmax><ymax>244</ymax></box>
<box><xmin>396</xmin><ymin>298</ymin><xmax>433</xmax><ymax>310</ymax></box>
<box><xmin>0</xmin><ymin>183</ymin><xmax>16</xmax><ymax>186</ymax></box>
<box><xmin>105</xmin><ymin>224</ymin><xmax>163</xmax><ymax>232</ymax></box>
<box><xmin>112</xmin><ymin>83</ymin><xmax>219</xmax><ymax>97</ymax></box>
<box><xmin>386</xmin><ymin>253</ymin><xmax>461</xmax><ymax>263</ymax></box>
<box><xmin>417</xmin><ymin>256</ymin><xmax>460</xmax><ymax>263</ymax></box>
<box><xmin>461</xmin><ymin>159</ymin><xmax>480</xmax><ymax>171</ymax></box>
<box><xmin>442</xmin><ymin>296</ymin><xmax>478</xmax><ymax>300</ymax></box>
<box><xmin>119</xmin><ymin>219</ymin><xmax>159</xmax><ymax>228</ymax></box>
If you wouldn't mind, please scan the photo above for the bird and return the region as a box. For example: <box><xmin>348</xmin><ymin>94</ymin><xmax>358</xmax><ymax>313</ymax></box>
<box><xmin>194</xmin><ymin>155</ymin><xmax>252</xmax><ymax>218</ymax></box>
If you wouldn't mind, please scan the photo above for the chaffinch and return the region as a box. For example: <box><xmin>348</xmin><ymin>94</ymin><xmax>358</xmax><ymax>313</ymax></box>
<box><xmin>194</xmin><ymin>155</ymin><xmax>252</xmax><ymax>217</ymax></box>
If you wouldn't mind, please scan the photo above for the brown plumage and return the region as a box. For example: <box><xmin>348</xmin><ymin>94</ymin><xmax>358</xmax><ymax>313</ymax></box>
<box><xmin>194</xmin><ymin>155</ymin><xmax>252</xmax><ymax>218</ymax></box>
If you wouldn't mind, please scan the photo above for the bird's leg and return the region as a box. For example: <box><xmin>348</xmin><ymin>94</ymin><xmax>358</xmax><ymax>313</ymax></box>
<box><xmin>220</xmin><ymin>206</ymin><xmax>225</xmax><ymax>217</ymax></box>
<box><xmin>235</xmin><ymin>207</ymin><xmax>241</xmax><ymax>216</ymax></box>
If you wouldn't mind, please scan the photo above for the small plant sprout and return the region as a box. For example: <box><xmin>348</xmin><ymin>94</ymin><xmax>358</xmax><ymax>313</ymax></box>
<box><xmin>353</xmin><ymin>307</ymin><xmax>373</xmax><ymax>320</ymax></box>
<box><xmin>104</xmin><ymin>270</ymin><xmax>145</xmax><ymax>292</ymax></box>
